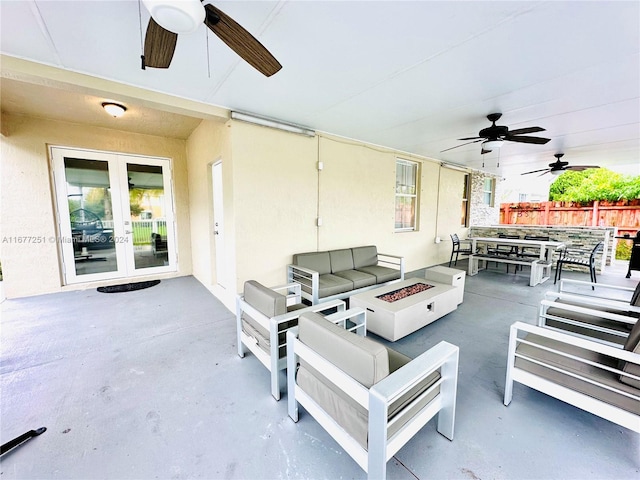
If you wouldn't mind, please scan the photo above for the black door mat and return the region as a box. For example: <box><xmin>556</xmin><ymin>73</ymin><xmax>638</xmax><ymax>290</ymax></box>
<box><xmin>97</xmin><ymin>280</ymin><xmax>161</xmax><ymax>293</ymax></box>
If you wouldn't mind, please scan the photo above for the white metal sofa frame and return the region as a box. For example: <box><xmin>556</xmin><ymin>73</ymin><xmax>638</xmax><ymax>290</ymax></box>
<box><xmin>504</xmin><ymin>321</ymin><xmax>640</xmax><ymax>434</ymax></box>
<box><xmin>539</xmin><ymin>279</ymin><xmax>640</xmax><ymax>347</ymax></box>
<box><xmin>287</xmin><ymin>315</ymin><xmax>459</xmax><ymax>479</ymax></box>
<box><xmin>236</xmin><ymin>281</ymin><xmax>354</xmax><ymax>400</ymax></box>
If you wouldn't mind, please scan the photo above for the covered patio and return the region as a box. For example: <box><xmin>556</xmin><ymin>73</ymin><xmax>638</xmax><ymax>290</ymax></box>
<box><xmin>1</xmin><ymin>262</ymin><xmax>637</xmax><ymax>479</ymax></box>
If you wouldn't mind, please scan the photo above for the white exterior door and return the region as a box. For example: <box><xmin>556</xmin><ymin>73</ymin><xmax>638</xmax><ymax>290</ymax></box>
<box><xmin>212</xmin><ymin>161</ymin><xmax>226</xmax><ymax>288</ymax></box>
<box><xmin>51</xmin><ymin>146</ymin><xmax>177</xmax><ymax>284</ymax></box>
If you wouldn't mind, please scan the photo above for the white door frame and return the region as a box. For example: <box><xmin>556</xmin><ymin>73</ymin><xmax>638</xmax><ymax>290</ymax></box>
<box><xmin>212</xmin><ymin>160</ymin><xmax>226</xmax><ymax>288</ymax></box>
<box><xmin>50</xmin><ymin>146</ymin><xmax>177</xmax><ymax>285</ymax></box>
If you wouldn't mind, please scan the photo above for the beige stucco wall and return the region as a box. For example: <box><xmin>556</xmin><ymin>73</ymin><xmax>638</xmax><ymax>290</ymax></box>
<box><xmin>230</xmin><ymin>120</ymin><xmax>318</xmax><ymax>295</ymax></box>
<box><xmin>435</xmin><ymin>167</ymin><xmax>470</xmax><ymax>260</ymax></box>
<box><xmin>0</xmin><ymin>112</ymin><xmax>192</xmax><ymax>298</ymax></box>
<box><xmin>185</xmin><ymin>118</ymin><xmax>231</xmax><ymax>291</ymax></box>
<box><xmin>199</xmin><ymin>123</ymin><xmax>465</xmax><ymax>305</ymax></box>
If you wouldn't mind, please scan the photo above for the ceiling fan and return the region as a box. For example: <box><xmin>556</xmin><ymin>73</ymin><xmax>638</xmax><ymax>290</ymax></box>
<box><xmin>442</xmin><ymin>113</ymin><xmax>551</xmax><ymax>153</ymax></box>
<box><xmin>141</xmin><ymin>0</ymin><xmax>282</xmax><ymax>77</ymax></box>
<box><xmin>521</xmin><ymin>153</ymin><xmax>601</xmax><ymax>176</ymax></box>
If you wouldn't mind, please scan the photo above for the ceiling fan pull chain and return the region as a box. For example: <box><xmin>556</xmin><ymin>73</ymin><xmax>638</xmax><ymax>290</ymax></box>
<box><xmin>206</xmin><ymin>28</ymin><xmax>211</xmax><ymax>78</ymax></box>
<box><xmin>138</xmin><ymin>0</ymin><xmax>146</xmax><ymax>69</ymax></box>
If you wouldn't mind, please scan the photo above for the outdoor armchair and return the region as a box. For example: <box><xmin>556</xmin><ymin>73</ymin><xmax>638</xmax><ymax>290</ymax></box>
<box><xmin>538</xmin><ymin>279</ymin><xmax>640</xmax><ymax>347</ymax></box>
<box><xmin>236</xmin><ymin>280</ymin><xmax>347</xmax><ymax>400</ymax></box>
<box><xmin>287</xmin><ymin>312</ymin><xmax>459</xmax><ymax>480</ymax></box>
<box><xmin>505</xmin><ymin>321</ymin><xmax>640</xmax><ymax>434</ymax></box>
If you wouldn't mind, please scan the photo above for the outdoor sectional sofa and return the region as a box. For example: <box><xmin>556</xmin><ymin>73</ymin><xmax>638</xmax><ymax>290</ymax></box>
<box><xmin>287</xmin><ymin>245</ymin><xmax>405</xmax><ymax>305</ymax></box>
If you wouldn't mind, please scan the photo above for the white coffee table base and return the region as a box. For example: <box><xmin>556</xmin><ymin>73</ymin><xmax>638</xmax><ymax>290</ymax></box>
<box><xmin>350</xmin><ymin>278</ymin><xmax>459</xmax><ymax>341</ymax></box>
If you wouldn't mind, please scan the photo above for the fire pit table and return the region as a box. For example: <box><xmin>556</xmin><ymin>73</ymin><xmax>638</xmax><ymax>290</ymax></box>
<box><xmin>350</xmin><ymin>278</ymin><xmax>460</xmax><ymax>341</ymax></box>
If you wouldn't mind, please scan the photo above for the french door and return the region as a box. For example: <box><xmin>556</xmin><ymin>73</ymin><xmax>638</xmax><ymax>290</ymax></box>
<box><xmin>51</xmin><ymin>146</ymin><xmax>176</xmax><ymax>284</ymax></box>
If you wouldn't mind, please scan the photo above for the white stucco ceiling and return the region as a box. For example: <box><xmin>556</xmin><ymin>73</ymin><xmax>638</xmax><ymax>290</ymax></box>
<box><xmin>1</xmin><ymin>1</ymin><xmax>638</xmax><ymax>178</ymax></box>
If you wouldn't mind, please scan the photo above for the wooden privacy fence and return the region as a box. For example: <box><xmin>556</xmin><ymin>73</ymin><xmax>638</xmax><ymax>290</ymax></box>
<box><xmin>500</xmin><ymin>200</ymin><xmax>640</xmax><ymax>236</ymax></box>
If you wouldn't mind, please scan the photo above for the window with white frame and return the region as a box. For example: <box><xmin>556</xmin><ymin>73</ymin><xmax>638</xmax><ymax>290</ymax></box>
<box><xmin>395</xmin><ymin>159</ymin><xmax>419</xmax><ymax>231</ymax></box>
<box><xmin>483</xmin><ymin>178</ymin><xmax>495</xmax><ymax>206</ymax></box>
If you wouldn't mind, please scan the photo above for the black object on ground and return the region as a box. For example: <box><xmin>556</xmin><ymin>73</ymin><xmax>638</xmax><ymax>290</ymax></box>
<box><xmin>1</xmin><ymin>427</ymin><xmax>47</xmax><ymax>456</ymax></box>
<box><xmin>97</xmin><ymin>280</ymin><xmax>161</xmax><ymax>293</ymax></box>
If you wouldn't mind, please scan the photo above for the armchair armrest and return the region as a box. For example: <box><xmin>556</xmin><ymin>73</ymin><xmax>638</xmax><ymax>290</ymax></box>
<box><xmin>369</xmin><ymin>341</ymin><xmax>459</xmax><ymax>452</ymax></box>
<box><xmin>324</xmin><ymin>307</ymin><xmax>367</xmax><ymax>336</ymax></box>
<box><xmin>544</xmin><ymin>291</ymin><xmax>640</xmax><ymax>315</ymax></box>
<box><xmin>270</xmin><ymin>282</ymin><xmax>302</xmax><ymax>307</ymax></box>
<box><xmin>558</xmin><ymin>278</ymin><xmax>636</xmax><ymax>298</ymax></box>
<box><xmin>540</xmin><ymin>299</ymin><xmax>638</xmax><ymax>326</ymax></box>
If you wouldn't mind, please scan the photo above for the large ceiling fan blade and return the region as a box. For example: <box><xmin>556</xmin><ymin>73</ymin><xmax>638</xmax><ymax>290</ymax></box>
<box><xmin>441</xmin><ymin>138</ymin><xmax>483</xmax><ymax>152</ymax></box>
<box><xmin>521</xmin><ymin>168</ymin><xmax>551</xmax><ymax>175</ymax></box>
<box><xmin>508</xmin><ymin>126</ymin><xmax>545</xmax><ymax>135</ymax></box>
<box><xmin>505</xmin><ymin>135</ymin><xmax>551</xmax><ymax>145</ymax></box>
<box><xmin>144</xmin><ymin>18</ymin><xmax>178</xmax><ymax>68</ymax></box>
<box><xmin>566</xmin><ymin>165</ymin><xmax>601</xmax><ymax>171</ymax></box>
<box><xmin>204</xmin><ymin>4</ymin><xmax>282</xmax><ymax>77</ymax></box>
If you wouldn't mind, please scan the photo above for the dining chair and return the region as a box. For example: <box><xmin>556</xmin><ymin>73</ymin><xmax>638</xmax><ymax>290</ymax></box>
<box><xmin>554</xmin><ymin>242</ymin><xmax>604</xmax><ymax>288</ymax></box>
<box><xmin>449</xmin><ymin>233</ymin><xmax>475</xmax><ymax>267</ymax></box>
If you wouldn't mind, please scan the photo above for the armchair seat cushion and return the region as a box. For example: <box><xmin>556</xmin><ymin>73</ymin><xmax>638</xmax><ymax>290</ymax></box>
<box><xmin>355</xmin><ymin>265</ymin><xmax>401</xmax><ymax>284</ymax></box>
<box><xmin>515</xmin><ymin>333</ymin><xmax>639</xmax><ymax>414</ymax></box>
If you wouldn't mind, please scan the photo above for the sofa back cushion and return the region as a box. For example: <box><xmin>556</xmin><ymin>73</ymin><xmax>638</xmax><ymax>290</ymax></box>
<box><xmin>352</xmin><ymin>245</ymin><xmax>378</xmax><ymax>269</ymax></box>
<box><xmin>293</xmin><ymin>251</ymin><xmax>331</xmax><ymax>275</ymax></box>
<box><xmin>243</xmin><ymin>280</ymin><xmax>287</xmax><ymax>318</ymax></box>
<box><xmin>329</xmin><ymin>249</ymin><xmax>355</xmax><ymax>274</ymax></box>
<box><xmin>620</xmin><ymin>320</ymin><xmax>640</xmax><ymax>389</ymax></box>
<box><xmin>298</xmin><ymin>312</ymin><xmax>389</xmax><ymax>387</ymax></box>
<box><xmin>630</xmin><ymin>282</ymin><xmax>640</xmax><ymax>307</ymax></box>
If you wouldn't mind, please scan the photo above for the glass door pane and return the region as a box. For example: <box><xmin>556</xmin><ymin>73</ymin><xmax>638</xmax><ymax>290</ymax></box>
<box><xmin>64</xmin><ymin>157</ymin><xmax>119</xmax><ymax>277</ymax></box>
<box><xmin>126</xmin><ymin>162</ymin><xmax>171</xmax><ymax>270</ymax></box>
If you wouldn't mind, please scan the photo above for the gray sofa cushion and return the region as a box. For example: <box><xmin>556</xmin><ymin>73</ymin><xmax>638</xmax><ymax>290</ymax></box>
<box><xmin>352</xmin><ymin>246</ymin><xmax>378</xmax><ymax>269</ymax></box>
<box><xmin>318</xmin><ymin>274</ymin><xmax>354</xmax><ymax>298</ymax></box>
<box><xmin>356</xmin><ymin>265</ymin><xmax>401</xmax><ymax>284</ymax></box>
<box><xmin>515</xmin><ymin>333</ymin><xmax>639</xmax><ymax>414</ymax></box>
<box><xmin>333</xmin><ymin>269</ymin><xmax>377</xmax><ymax>289</ymax></box>
<box><xmin>329</xmin><ymin>249</ymin><xmax>355</xmax><ymax>273</ymax></box>
<box><xmin>294</xmin><ymin>252</ymin><xmax>332</xmax><ymax>275</ymax></box>
<box><xmin>620</xmin><ymin>320</ymin><xmax>640</xmax><ymax>389</ymax></box>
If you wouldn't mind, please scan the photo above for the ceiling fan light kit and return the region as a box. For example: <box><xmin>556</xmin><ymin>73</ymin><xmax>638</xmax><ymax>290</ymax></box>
<box><xmin>142</xmin><ymin>0</ymin><xmax>204</xmax><ymax>34</ymax></box>
<box><xmin>102</xmin><ymin>102</ymin><xmax>127</xmax><ymax>118</ymax></box>
<box><xmin>482</xmin><ymin>139</ymin><xmax>504</xmax><ymax>151</ymax></box>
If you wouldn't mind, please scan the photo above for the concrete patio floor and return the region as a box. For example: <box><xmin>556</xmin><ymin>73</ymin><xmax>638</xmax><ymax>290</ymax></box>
<box><xmin>1</xmin><ymin>261</ymin><xmax>638</xmax><ymax>479</ymax></box>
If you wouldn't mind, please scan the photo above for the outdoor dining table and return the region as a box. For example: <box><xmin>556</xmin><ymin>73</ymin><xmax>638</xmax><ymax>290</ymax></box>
<box><xmin>468</xmin><ymin>236</ymin><xmax>566</xmax><ymax>262</ymax></box>
<box><xmin>467</xmin><ymin>236</ymin><xmax>566</xmax><ymax>285</ymax></box>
